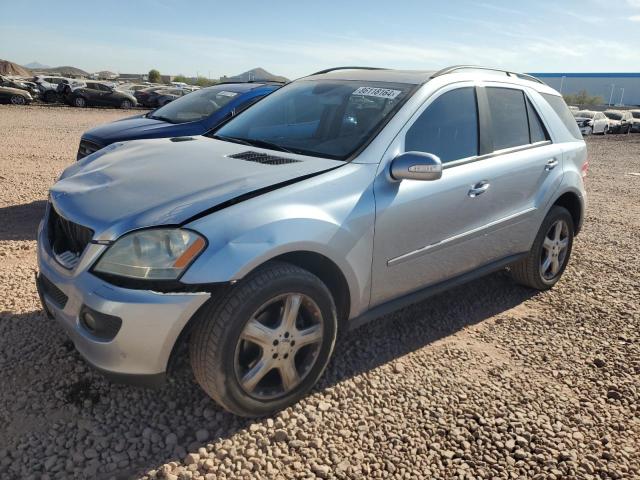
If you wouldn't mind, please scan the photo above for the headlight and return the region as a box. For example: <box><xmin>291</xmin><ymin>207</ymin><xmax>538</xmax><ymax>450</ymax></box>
<box><xmin>94</xmin><ymin>229</ymin><xmax>206</xmax><ymax>280</ymax></box>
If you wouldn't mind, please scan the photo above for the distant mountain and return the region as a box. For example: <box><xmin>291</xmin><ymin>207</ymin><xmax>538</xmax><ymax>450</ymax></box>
<box><xmin>23</xmin><ymin>61</ymin><xmax>50</xmax><ymax>69</ymax></box>
<box><xmin>36</xmin><ymin>65</ymin><xmax>90</xmax><ymax>77</ymax></box>
<box><xmin>0</xmin><ymin>59</ymin><xmax>31</xmax><ymax>76</ymax></box>
<box><xmin>222</xmin><ymin>67</ymin><xmax>288</xmax><ymax>83</ymax></box>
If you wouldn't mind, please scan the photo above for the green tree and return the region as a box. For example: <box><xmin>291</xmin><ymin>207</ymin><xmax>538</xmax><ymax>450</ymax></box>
<box><xmin>173</xmin><ymin>74</ymin><xmax>188</xmax><ymax>83</ymax></box>
<box><xmin>148</xmin><ymin>69</ymin><xmax>161</xmax><ymax>83</ymax></box>
<box><xmin>195</xmin><ymin>76</ymin><xmax>217</xmax><ymax>87</ymax></box>
<box><xmin>563</xmin><ymin>90</ymin><xmax>604</xmax><ymax>107</ymax></box>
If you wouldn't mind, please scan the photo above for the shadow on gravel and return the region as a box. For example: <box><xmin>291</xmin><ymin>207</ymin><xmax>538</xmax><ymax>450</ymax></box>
<box><xmin>0</xmin><ymin>200</ymin><xmax>46</xmax><ymax>241</ymax></box>
<box><xmin>1</xmin><ymin>271</ymin><xmax>538</xmax><ymax>479</ymax></box>
<box><xmin>321</xmin><ymin>271</ymin><xmax>538</xmax><ymax>387</ymax></box>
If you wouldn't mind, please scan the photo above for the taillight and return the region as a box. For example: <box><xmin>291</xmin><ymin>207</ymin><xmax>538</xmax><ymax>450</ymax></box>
<box><xmin>581</xmin><ymin>160</ymin><xmax>589</xmax><ymax>179</ymax></box>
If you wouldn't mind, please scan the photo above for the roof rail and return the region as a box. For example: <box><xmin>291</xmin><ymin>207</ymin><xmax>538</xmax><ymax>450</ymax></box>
<box><xmin>431</xmin><ymin>65</ymin><xmax>545</xmax><ymax>84</ymax></box>
<box><xmin>309</xmin><ymin>66</ymin><xmax>388</xmax><ymax>76</ymax></box>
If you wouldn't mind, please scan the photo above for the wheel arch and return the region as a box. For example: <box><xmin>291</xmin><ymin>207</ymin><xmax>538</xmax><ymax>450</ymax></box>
<box><xmin>167</xmin><ymin>250</ymin><xmax>353</xmax><ymax>375</ymax></box>
<box><xmin>551</xmin><ymin>190</ymin><xmax>584</xmax><ymax>235</ymax></box>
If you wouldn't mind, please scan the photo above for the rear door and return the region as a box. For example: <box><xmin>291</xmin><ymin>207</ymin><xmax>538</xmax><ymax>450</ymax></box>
<box><xmin>82</xmin><ymin>83</ymin><xmax>102</xmax><ymax>105</ymax></box>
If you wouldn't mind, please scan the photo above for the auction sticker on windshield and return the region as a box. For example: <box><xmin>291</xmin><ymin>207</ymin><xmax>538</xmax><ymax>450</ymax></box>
<box><xmin>352</xmin><ymin>86</ymin><xmax>401</xmax><ymax>99</ymax></box>
<box><xmin>218</xmin><ymin>91</ymin><xmax>238</xmax><ymax>97</ymax></box>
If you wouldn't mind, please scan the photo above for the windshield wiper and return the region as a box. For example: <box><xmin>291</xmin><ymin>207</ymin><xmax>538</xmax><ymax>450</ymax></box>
<box><xmin>242</xmin><ymin>138</ymin><xmax>296</xmax><ymax>154</ymax></box>
<box><xmin>210</xmin><ymin>134</ymin><xmax>254</xmax><ymax>146</ymax></box>
<box><xmin>211</xmin><ymin>134</ymin><xmax>296</xmax><ymax>154</ymax></box>
<box><xmin>148</xmin><ymin>114</ymin><xmax>177</xmax><ymax>124</ymax></box>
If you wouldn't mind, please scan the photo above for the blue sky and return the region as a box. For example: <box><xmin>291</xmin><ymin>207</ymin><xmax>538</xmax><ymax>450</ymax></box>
<box><xmin>1</xmin><ymin>0</ymin><xmax>640</xmax><ymax>79</ymax></box>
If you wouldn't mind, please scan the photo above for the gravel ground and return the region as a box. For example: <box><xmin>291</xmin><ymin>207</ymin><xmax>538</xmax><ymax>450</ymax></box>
<box><xmin>0</xmin><ymin>104</ymin><xmax>638</xmax><ymax>480</ymax></box>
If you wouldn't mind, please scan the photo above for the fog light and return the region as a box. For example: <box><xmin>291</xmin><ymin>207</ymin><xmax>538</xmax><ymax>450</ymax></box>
<box><xmin>82</xmin><ymin>311</ymin><xmax>98</xmax><ymax>332</ymax></box>
<box><xmin>79</xmin><ymin>306</ymin><xmax>122</xmax><ymax>341</ymax></box>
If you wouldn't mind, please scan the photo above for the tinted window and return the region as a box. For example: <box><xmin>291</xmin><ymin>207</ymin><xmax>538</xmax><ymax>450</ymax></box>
<box><xmin>542</xmin><ymin>93</ymin><xmax>582</xmax><ymax>140</ymax></box>
<box><xmin>526</xmin><ymin>98</ymin><xmax>549</xmax><ymax>143</ymax></box>
<box><xmin>486</xmin><ymin>88</ymin><xmax>530</xmax><ymax>150</ymax></box>
<box><xmin>405</xmin><ymin>87</ymin><xmax>478</xmax><ymax>163</ymax></box>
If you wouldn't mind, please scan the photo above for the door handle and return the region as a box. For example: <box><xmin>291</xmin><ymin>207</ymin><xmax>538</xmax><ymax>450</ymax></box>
<box><xmin>545</xmin><ymin>159</ymin><xmax>559</xmax><ymax>171</ymax></box>
<box><xmin>468</xmin><ymin>181</ymin><xmax>490</xmax><ymax>198</ymax></box>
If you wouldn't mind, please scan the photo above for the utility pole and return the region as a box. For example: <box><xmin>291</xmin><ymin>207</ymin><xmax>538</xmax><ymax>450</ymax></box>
<box><xmin>619</xmin><ymin>88</ymin><xmax>625</xmax><ymax>106</ymax></box>
<box><xmin>608</xmin><ymin>84</ymin><xmax>615</xmax><ymax>106</ymax></box>
<box><xmin>559</xmin><ymin>76</ymin><xmax>566</xmax><ymax>94</ymax></box>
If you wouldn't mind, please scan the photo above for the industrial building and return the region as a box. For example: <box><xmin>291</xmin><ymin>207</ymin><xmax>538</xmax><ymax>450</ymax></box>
<box><xmin>529</xmin><ymin>73</ymin><xmax>640</xmax><ymax>107</ymax></box>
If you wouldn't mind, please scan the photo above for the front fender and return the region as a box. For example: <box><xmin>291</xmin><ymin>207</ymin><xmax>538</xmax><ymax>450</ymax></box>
<box><xmin>180</xmin><ymin>163</ymin><xmax>378</xmax><ymax>318</ymax></box>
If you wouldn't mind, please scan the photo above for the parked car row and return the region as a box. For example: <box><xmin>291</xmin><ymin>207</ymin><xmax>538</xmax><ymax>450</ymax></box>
<box><xmin>38</xmin><ymin>66</ymin><xmax>589</xmax><ymax>417</ymax></box>
<box><xmin>572</xmin><ymin>108</ymin><xmax>640</xmax><ymax>135</ymax></box>
<box><xmin>0</xmin><ymin>74</ymin><xmax>207</xmax><ymax>109</ymax></box>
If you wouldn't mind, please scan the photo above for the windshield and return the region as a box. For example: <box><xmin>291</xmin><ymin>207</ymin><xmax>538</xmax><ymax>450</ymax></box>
<box><xmin>213</xmin><ymin>80</ymin><xmax>414</xmax><ymax>160</ymax></box>
<box><xmin>576</xmin><ymin>111</ymin><xmax>594</xmax><ymax>118</ymax></box>
<box><xmin>632</xmin><ymin>111</ymin><xmax>640</xmax><ymax>119</ymax></box>
<box><xmin>150</xmin><ymin>86</ymin><xmax>241</xmax><ymax>123</ymax></box>
<box><xmin>604</xmin><ymin>112</ymin><xmax>622</xmax><ymax>120</ymax></box>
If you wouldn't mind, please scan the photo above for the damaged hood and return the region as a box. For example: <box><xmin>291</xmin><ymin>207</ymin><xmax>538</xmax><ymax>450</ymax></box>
<box><xmin>51</xmin><ymin>137</ymin><xmax>343</xmax><ymax>241</ymax></box>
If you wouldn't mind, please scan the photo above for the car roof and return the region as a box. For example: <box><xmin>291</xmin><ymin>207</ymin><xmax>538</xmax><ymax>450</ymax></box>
<box><xmin>201</xmin><ymin>82</ymin><xmax>280</xmax><ymax>93</ymax></box>
<box><xmin>300</xmin><ymin>66</ymin><xmax>554</xmax><ymax>93</ymax></box>
<box><xmin>304</xmin><ymin>69</ymin><xmax>435</xmax><ymax>85</ymax></box>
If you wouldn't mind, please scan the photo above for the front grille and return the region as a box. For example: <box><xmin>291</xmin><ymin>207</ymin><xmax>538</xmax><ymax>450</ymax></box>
<box><xmin>47</xmin><ymin>206</ymin><xmax>94</xmax><ymax>263</ymax></box>
<box><xmin>77</xmin><ymin>138</ymin><xmax>102</xmax><ymax>160</ymax></box>
<box><xmin>229</xmin><ymin>151</ymin><xmax>301</xmax><ymax>166</ymax></box>
<box><xmin>39</xmin><ymin>274</ymin><xmax>68</xmax><ymax>309</ymax></box>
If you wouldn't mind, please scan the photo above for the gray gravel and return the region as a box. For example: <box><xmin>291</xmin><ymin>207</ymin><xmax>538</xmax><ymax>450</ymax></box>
<box><xmin>0</xmin><ymin>105</ymin><xmax>638</xmax><ymax>479</ymax></box>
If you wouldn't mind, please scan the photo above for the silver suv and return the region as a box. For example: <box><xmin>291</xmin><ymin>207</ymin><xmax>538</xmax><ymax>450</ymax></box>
<box><xmin>36</xmin><ymin>66</ymin><xmax>587</xmax><ymax>416</ymax></box>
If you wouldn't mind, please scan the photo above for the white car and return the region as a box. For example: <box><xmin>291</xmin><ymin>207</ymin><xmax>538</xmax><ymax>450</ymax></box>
<box><xmin>573</xmin><ymin>110</ymin><xmax>608</xmax><ymax>135</ymax></box>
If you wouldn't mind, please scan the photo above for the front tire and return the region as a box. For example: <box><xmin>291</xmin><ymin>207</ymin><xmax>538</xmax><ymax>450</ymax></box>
<box><xmin>73</xmin><ymin>96</ymin><xmax>86</xmax><ymax>108</ymax></box>
<box><xmin>120</xmin><ymin>99</ymin><xmax>132</xmax><ymax>109</ymax></box>
<box><xmin>189</xmin><ymin>261</ymin><xmax>337</xmax><ymax>417</ymax></box>
<box><xmin>510</xmin><ymin>206</ymin><xmax>574</xmax><ymax>290</ymax></box>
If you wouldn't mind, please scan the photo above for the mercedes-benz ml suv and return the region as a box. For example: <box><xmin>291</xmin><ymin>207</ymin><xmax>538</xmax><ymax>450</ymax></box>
<box><xmin>36</xmin><ymin>66</ymin><xmax>587</xmax><ymax>417</ymax></box>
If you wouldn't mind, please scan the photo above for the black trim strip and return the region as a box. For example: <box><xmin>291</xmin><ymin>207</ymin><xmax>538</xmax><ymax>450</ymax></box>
<box><xmin>348</xmin><ymin>252</ymin><xmax>527</xmax><ymax>331</ymax></box>
<box><xmin>475</xmin><ymin>86</ymin><xmax>494</xmax><ymax>155</ymax></box>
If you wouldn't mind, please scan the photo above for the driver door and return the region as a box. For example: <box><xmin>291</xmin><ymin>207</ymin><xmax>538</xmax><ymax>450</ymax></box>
<box><xmin>371</xmin><ymin>82</ymin><xmax>561</xmax><ymax>306</ymax></box>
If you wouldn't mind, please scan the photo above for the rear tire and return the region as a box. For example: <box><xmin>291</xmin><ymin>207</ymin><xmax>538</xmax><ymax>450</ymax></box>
<box><xmin>73</xmin><ymin>96</ymin><xmax>86</xmax><ymax>108</ymax></box>
<box><xmin>10</xmin><ymin>95</ymin><xmax>26</xmax><ymax>105</ymax></box>
<box><xmin>510</xmin><ymin>206</ymin><xmax>574</xmax><ymax>290</ymax></box>
<box><xmin>189</xmin><ymin>261</ymin><xmax>337</xmax><ymax>417</ymax></box>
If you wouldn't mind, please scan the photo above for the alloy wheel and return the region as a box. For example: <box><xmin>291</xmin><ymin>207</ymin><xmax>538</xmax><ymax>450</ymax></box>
<box><xmin>10</xmin><ymin>95</ymin><xmax>25</xmax><ymax>105</ymax></box>
<box><xmin>540</xmin><ymin>219</ymin><xmax>569</xmax><ymax>280</ymax></box>
<box><xmin>234</xmin><ymin>293</ymin><xmax>324</xmax><ymax>400</ymax></box>
<box><xmin>75</xmin><ymin>97</ymin><xmax>86</xmax><ymax>107</ymax></box>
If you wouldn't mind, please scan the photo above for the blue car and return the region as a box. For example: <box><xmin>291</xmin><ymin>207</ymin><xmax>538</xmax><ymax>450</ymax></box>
<box><xmin>77</xmin><ymin>82</ymin><xmax>281</xmax><ymax>160</ymax></box>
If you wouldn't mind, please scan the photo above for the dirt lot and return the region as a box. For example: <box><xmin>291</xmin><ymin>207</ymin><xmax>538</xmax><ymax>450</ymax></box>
<box><xmin>0</xmin><ymin>104</ymin><xmax>638</xmax><ymax>479</ymax></box>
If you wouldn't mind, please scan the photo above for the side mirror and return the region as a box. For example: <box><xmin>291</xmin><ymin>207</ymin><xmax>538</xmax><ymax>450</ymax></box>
<box><xmin>390</xmin><ymin>151</ymin><xmax>443</xmax><ymax>181</ymax></box>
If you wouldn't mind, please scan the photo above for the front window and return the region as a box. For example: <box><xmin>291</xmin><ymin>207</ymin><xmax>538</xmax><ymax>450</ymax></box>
<box><xmin>576</xmin><ymin>111</ymin><xmax>594</xmax><ymax>118</ymax></box>
<box><xmin>632</xmin><ymin>112</ymin><xmax>640</xmax><ymax>119</ymax></box>
<box><xmin>149</xmin><ymin>86</ymin><xmax>242</xmax><ymax>123</ymax></box>
<box><xmin>604</xmin><ymin>112</ymin><xmax>622</xmax><ymax>120</ymax></box>
<box><xmin>213</xmin><ymin>80</ymin><xmax>414</xmax><ymax>160</ymax></box>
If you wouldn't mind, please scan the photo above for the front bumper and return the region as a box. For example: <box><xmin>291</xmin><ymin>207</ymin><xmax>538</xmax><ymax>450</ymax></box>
<box><xmin>36</xmin><ymin>217</ymin><xmax>210</xmax><ymax>383</ymax></box>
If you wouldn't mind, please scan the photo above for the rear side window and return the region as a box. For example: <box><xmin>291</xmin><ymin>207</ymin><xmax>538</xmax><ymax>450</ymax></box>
<box><xmin>486</xmin><ymin>88</ymin><xmax>530</xmax><ymax>150</ymax></box>
<box><xmin>541</xmin><ymin>93</ymin><xmax>582</xmax><ymax>140</ymax></box>
<box><xmin>526</xmin><ymin>98</ymin><xmax>549</xmax><ymax>143</ymax></box>
<box><xmin>405</xmin><ymin>87</ymin><xmax>478</xmax><ymax>163</ymax></box>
